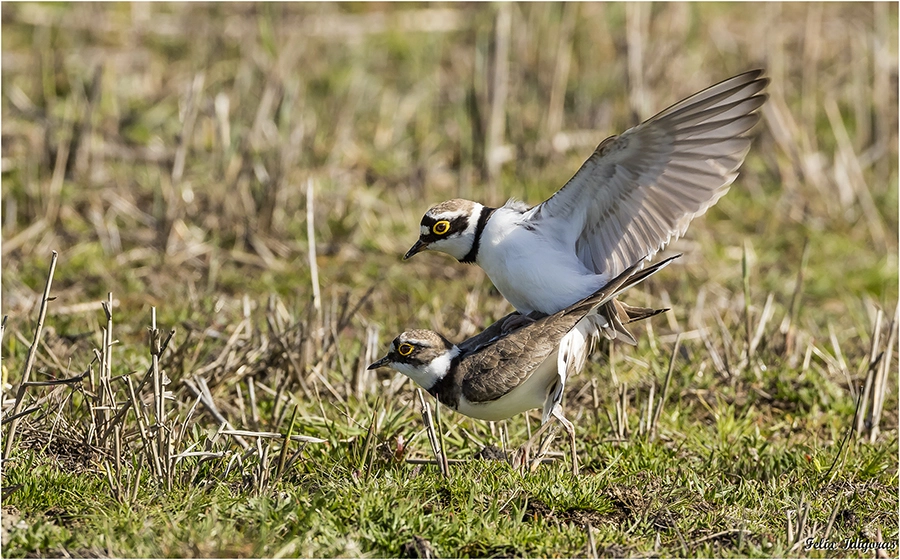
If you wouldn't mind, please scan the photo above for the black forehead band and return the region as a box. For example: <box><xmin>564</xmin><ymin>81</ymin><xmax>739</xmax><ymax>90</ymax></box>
<box><xmin>390</xmin><ymin>338</ymin><xmax>431</xmax><ymax>366</ymax></box>
<box><xmin>420</xmin><ymin>214</ymin><xmax>469</xmax><ymax>242</ymax></box>
<box><xmin>394</xmin><ymin>337</ymin><xmax>423</xmax><ymax>349</ymax></box>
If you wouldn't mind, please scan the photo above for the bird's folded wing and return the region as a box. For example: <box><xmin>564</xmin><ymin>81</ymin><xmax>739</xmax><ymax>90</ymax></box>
<box><xmin>460</xmin><ymin>318</ymin><xmax>572</xmax><ymax>403</ymax></box>
<box><xmin>522</xmin><ymin>69</ymin><xmax>769</xmax><ymax>278</ymax></box>
<box><xmin>459</xmin><ymin>254</ymin><xmax>676</xmax><ymax>403</ymax></box>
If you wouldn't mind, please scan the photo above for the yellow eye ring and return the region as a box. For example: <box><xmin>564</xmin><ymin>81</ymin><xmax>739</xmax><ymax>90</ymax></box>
<box><xmin>432</xmin><ymin>220</ymin><xmax>451</xmax><ymax>235</ymax></box>
<box><xmin>397</xmin><ymin>343</ymin><xmax>414</xmax><ymax>356</ymax></box>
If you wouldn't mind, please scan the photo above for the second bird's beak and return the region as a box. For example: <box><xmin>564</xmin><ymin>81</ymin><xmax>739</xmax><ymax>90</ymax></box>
<box><xmin>367</xmin><ymin>355</ymin><xmax>391</xmax><ymax>370</ymax></box>
<box><xmin>404</xmin><ymin>239</ymin><xmax>428</xmax><ymax>260</ymax></box>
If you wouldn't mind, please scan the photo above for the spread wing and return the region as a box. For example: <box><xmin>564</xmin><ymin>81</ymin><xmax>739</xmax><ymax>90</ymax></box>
<box><xmin>460</xmin><ymin>316</ymin><xmax>574</xmax><ymax>403</ymax></box>
<box><xmin>522</xmin><ymin>70</ymin><xmax>769</xmax><ymax>277</ymax></box>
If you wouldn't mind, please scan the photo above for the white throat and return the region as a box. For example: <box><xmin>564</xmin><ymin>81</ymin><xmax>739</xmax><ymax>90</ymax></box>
<box><xmin>394</xmin><ymin>346</ymin><xmax>461</xmax><ymax>390</ymax></box>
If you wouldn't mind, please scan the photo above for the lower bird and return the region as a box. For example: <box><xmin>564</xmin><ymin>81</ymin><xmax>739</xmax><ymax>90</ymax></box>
<box><xmin>368</xmin><ymin>254</ymin><xmax>678</xmax><ymax>475</ymax></box>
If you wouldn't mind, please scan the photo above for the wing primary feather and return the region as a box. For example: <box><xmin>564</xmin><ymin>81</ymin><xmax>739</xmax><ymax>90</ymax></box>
<box><xmin>528</xmin><ymin>70</ymin><xmax>768</xmax><ymax>278</ymax></box>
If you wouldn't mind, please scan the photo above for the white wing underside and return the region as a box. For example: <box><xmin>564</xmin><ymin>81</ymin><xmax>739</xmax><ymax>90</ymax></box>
<box><xmin>522</xmin><ymin>70</ymin><xmax>769</xmax><ymax>278</ymax></box>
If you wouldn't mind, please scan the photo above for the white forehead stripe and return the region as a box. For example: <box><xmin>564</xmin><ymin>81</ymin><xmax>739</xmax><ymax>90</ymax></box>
<box><xmin>433</xmin><ymin>211</ymin><xmax>467</xmax><ymax>221</ymax></box>
<box><xmin>420</xmin><ymin>225</ymin><xmax>430</xmax><ymax>235</ymax></box>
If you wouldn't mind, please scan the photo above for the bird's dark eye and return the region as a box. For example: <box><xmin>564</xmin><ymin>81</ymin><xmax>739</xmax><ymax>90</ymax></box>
<box><xmin>432</xmin><ymin>220</ymin><xmax>450</xmax><ymax>235</ymax></box>
<box><xmin>397</xmin><ymin>343</ymin><xmax>414</xmax><ymax>356</ymax></box>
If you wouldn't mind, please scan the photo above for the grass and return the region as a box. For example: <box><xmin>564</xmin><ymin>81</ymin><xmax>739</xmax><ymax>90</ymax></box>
<box><xmin>2</xmin><ymin>2</ymin><xmax>898</xmax><ymax>558</ymax></box>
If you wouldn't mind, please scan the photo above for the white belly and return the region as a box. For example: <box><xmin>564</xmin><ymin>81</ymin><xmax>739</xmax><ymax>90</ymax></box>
<box><xmin>478</xmin><ymin>210</ymin><xmax>607</xmax><ymax>314</ymax></box>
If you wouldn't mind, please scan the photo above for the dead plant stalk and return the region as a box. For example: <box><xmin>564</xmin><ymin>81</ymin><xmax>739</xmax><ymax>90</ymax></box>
<box><xmin>3</xmin><ymin>250</ymin><xmax>58</xmax><ymax>460</ymax></box>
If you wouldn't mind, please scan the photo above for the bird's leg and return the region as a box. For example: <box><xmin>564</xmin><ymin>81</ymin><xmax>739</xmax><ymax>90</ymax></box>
<box><xmin>514</xmin><ymin>405</ymin><xmax>579</xmax><ymax>474</ymax></box>
<box><xmin>529</xmin><ymin>429</ymin><xmax>558</xmax><ymax>473</ymax></box>
<box><xmin>513</xmin><ymin>418</ymin><xmax>556</xmax><ymax>473</ymax></box>
<box><xmin>551</xmin><ymin>404</ymin><xmax>579</xmax><ymax>476</ymax></box>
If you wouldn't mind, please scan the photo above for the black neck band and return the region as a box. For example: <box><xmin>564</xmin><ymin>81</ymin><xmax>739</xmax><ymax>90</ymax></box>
<box><xmin>428</xmin><ymin>352</ymin><xmax>464</xmax><ymax>410</ymax></box>
<box><xmin>461</xmin><ymin>206</ymin><xmax>494</xmax><ymax>264</ymax></box>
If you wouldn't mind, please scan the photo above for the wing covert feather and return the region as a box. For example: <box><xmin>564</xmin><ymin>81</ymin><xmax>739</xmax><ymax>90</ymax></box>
<box><xmin>460</xmin><ymin>318</ymin><xmax>571</xmax><ymax>403</ymax></box>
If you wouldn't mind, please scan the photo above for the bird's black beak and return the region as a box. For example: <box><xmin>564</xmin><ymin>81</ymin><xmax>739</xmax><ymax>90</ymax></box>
<box><xmin>404</xmin><ymin>239</ymin><xmax>428</xmax><ymax>260</ymax></box>
<box><xmin>367</xmin><ymin>355</ymin><xmax>391</xmax><ymax>370</ymax></box>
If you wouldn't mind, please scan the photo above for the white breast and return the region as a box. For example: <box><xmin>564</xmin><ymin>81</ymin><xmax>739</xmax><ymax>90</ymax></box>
<box><xmin>477</xmin><ymin>207</ymin><xmax>608</xmax><ymax>314</ymax></box>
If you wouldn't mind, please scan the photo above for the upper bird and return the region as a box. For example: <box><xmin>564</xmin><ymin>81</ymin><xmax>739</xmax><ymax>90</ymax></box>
<box><xmin>404</xmin><ymin>70</ymin><xmax>769</xmax><ymax>320</ymax></box>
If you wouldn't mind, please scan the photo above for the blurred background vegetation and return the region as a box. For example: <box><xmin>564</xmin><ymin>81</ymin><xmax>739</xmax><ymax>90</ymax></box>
<box><xmin>2</xmin><ymin>3</ymin><xmax>896</xmax><ymax>333</ymax></box>
<box><xmin>1</xmin><ymin>3</ymin><xmax>897</xmax><ymax>557</ymax></box>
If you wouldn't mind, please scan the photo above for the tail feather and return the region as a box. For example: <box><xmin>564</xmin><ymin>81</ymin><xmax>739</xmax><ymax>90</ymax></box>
<box><xmin>611</xmin><ymin>254</ymin><xmax>680</xmax><ymax>297</ymax></box>
<box><xmin>596</xmin><ymin>300</ymin><xmax>637</xmax><ymax>345</ymax></box>
<box><xmin>565</xmin><ymin>253</ymin><xmax>680</xmax><ymax>320</ymax></box>
<box><xmin>593</xmin><ymin>299</ymin><xmax>670</xmax><ymax>346</ymax></box>
<box><xmin>550</xmin><ymin>253</ymin><xmax>677</xmax><ymax>421</ymax></box>
<box><xmin>560</xmin><ymin>253</ymin><xmax>678</xmax><ymax>378</ymax></box>
<box><xmin>617</xmin><ymin>301</ymin><xmax>670</xmax><ymax>324</ymax></box>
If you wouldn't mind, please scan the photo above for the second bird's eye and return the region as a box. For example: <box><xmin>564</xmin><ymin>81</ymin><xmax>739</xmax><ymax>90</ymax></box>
<box><xmin>432</xmin><ymin>220</ymin><xmax>450</xmax><ymax>235</ymax></box>
<box><xmin>398</xmin><ymin>343</ymin><xmax>414</xmax><ymax>356</ymax></box>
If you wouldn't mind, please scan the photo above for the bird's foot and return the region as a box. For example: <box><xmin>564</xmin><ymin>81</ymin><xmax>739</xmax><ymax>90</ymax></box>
<box><xmin>500</xmin><ymin>313</ymin><xmax>537</xmax><ymax>334</ymax></box>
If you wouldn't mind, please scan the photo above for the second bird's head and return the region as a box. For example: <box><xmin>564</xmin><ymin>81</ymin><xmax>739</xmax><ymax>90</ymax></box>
<box><xmin>404</xmin><ymin>199</ymin><xmax>484</xmax><ymax>262</ymax></box>
<box><xmin>367</xmin><ymin>329</ymin><xmax>458</xmax><ymax>390</ymax></box>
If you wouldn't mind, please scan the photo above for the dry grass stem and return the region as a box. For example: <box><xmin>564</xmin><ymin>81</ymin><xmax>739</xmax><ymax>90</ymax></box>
<box><xmin>486</xmin><ymin>3</ymin><xmax>512</xmax><ymax>190</ymax></box>
<box><xmin>868</xmin><ymin>305</ymin><xmax>897</xmax><ymax>443</ymax></box>
<box><xmin>3</xmin><ymin>250</ymin><xmax>58</xmax><ymax>460</ymax></box>
<box><xmin>650</xmin><ymin>333</ymin><xmax>681</xmax><ymax>441</ymax></box>
<box><xmin>306</xmin><ymin>179</ymin><xmax>322</xmax><ymax>312</ymax></box>
<box><xmin>183</xmin><ymin>377</ymin><xmax>250</xmax><ymax>451</ymax></box>
<box><xmin>824</xmin><ymin>97</ymin><xmax>888</xmax><ymax>251</ymax></box>
<box><xmin>220</xmin><ymin>429</ymin><xmax>326</xmax><ymax>444</ymax></box>
<box><xmin>545</xmin><ymin>3</ymin><xmax>576</xmax><ymax>140</ymax></box>
<box><xmin>626</xmin><ymin>3</ymin><xmax>649</xmax><ymax>118</ymax></box>
<box><xmin>417</xmin><ymin>389</ymin><xmax>449</xmax><ymax>478</ymax></box>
